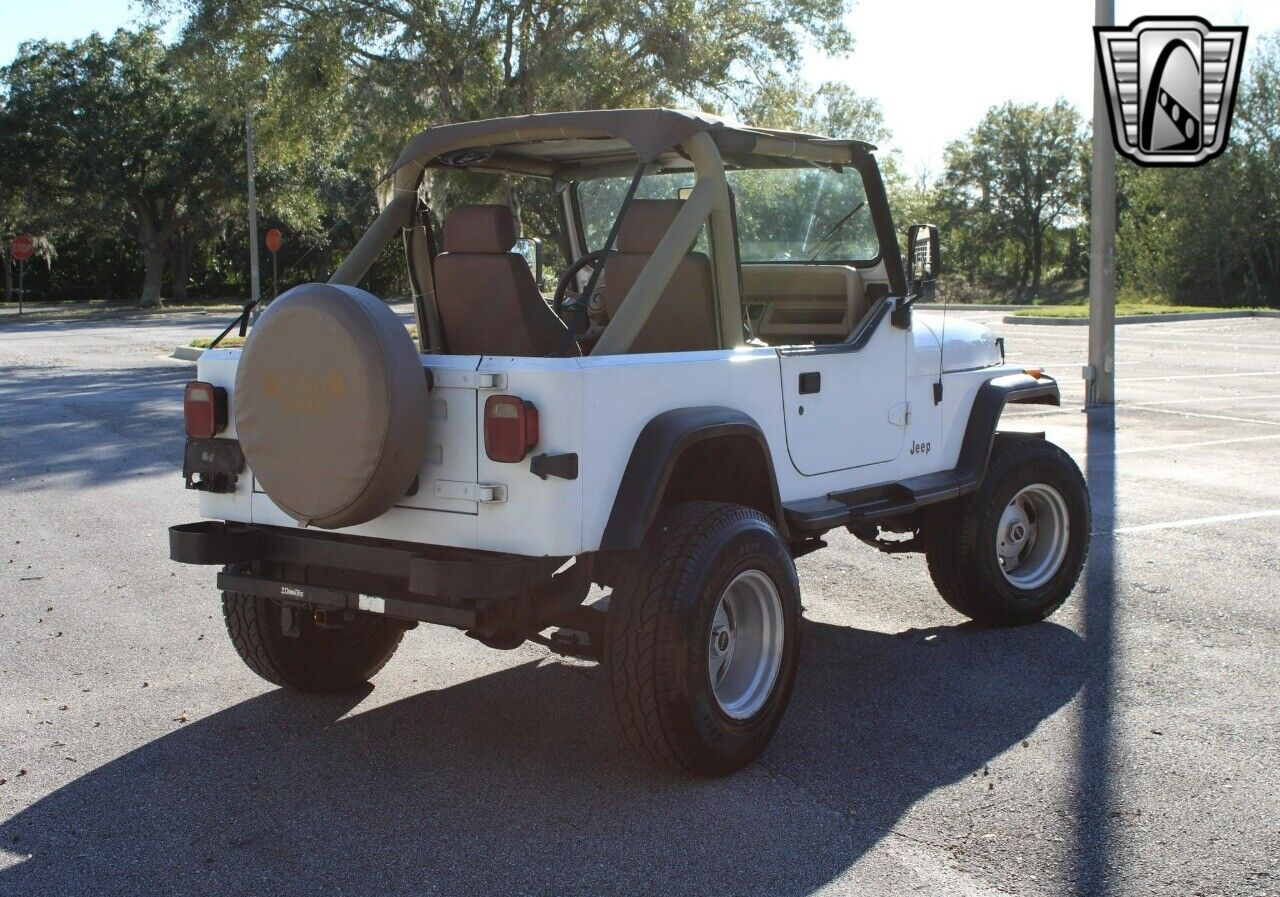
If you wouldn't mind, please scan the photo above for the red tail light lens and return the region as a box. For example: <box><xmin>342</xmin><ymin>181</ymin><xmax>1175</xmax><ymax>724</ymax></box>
<box><xmin>484</xmin><ymin>395</ymin><xmax>539</xmax><ymax>463</ymax></box>
<box><xmin>184</xmin><ymin>381</ymin><xmax>228</xmax><ymax>439</ymax></box>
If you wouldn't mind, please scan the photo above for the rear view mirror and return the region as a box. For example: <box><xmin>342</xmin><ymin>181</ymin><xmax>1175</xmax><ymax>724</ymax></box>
<box><xmin>514</xmin><ymin>237</ymin><xmax>543</xmax><ymax>284</ymax></box>
<box><xmin>907</xmin><ymin>224</ymin><xmax>940</xmax><ymax>285</ymax></box>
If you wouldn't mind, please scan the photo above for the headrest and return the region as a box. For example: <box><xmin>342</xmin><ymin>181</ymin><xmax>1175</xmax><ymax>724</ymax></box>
<box><xmin>616</xmin><ymin>199</ymin><xmax>685</xmax><ymax>254</ymax></box>
<box><xmin>442</xmin><ymin>204</ymin><xmax>517</xmax><ymax>253</ymax></box>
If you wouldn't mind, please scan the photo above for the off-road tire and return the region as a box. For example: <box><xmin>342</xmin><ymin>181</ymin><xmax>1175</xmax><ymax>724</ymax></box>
<box><xmin>222</xmin><ymin>591</ymin><xmax>404</xmax><ymax>693</ymax></box>
<box><xmin>924</xmin><ymin>435</ymin><xmax>1090</xmax><ymax>626</ymax></box>
<box><xmin>604</xmin><ymin>502</ymin><xmax>802</xmax><ymax>777</ymax></box>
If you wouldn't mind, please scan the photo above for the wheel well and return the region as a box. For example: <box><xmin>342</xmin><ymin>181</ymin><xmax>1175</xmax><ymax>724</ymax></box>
<box><xmin>659</xmin><ymin>434</ymin><xmax>779</xmax><ymax>524</ymax></box>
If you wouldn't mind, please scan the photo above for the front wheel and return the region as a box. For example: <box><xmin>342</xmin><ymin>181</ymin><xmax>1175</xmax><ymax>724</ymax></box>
<box><xmin>604</xmin><ymin>502</ymin><xmax>802</xmax><ymax>776</ymax></box>
<box><xmin>924</xmin><ymin>436</ymin><xmax>1090</xmax><ymax>626</ymax></box>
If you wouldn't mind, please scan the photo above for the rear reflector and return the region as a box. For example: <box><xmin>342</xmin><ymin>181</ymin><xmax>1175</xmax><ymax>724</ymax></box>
<box><xmin>184</xmin><ymin>381</ymin><xmax>228</xmax><ymax>439</ymax></box>
<box><xmin>484</xmin><ymin>395</ymin><xmax>539</xmax><ymax>463</ymax></box>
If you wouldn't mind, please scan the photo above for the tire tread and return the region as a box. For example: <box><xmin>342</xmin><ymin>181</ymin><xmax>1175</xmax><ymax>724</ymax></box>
<box><xmin>606</xmin><ymin>501</ymin><xmax>791</xmax><ymax>774</ymax></box>
<box><xmin>925</xmin><ymin>436</ymin><xmax>1089</xmax><ymax>625</ymax></box>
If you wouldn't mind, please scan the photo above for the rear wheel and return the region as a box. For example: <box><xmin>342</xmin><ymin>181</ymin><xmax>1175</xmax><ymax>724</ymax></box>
<box><xmin>604</xmin><ymin>502</ymin><xmax>802</xmax><ymax>776</ymax></box>
<box><xmin>222</xmin><ymin>590</ymin><xmax>404</xmax><ymax>693</ymax></box>
<box><xmin>924</xmin><ymin>436</ymin><xmax>1090</xmax><ymax>626</ymax></box>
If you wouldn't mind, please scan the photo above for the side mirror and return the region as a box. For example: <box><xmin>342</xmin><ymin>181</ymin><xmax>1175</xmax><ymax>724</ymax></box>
<box><xmin>906</xmin><ymin>223</ymin><xmax>941</xmax><ymax>291</ymax></box>
<box><xmin>514</xmin><ymin>237</ymin><xmax>543</xmax><ymax>285</ymax></box>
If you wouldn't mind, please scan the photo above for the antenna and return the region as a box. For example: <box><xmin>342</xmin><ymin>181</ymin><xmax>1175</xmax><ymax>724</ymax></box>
<box><xmin>909</xmin><ymin>223</ymin><xmax>945</xmax><ymax>405</ymax></box>
<box><xmin>934</xmin><ymin>279</ymin><xmax>947</xmax><ymax>405</ymax></box>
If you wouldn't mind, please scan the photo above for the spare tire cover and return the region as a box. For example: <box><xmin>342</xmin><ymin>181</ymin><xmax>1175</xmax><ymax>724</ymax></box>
<box><xmin>234</xmin><ymin>283</ymin><xmax>429</xmax><ymax>529</ymax></box>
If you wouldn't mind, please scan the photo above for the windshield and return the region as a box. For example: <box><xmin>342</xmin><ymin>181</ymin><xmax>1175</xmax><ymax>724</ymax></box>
<box><xmin>576</xmin><ymin>165</ymin><xmax>879</xmax><ymax>263</ymax></box>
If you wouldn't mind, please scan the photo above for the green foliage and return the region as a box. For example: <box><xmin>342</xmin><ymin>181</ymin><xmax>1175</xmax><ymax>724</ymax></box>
<box><xmin>146</xmin><ymin>0</ymin><xmax>858</xmax><ymax>280</ymax></box>
<box><xmin>736</xmin><ymin>74</ymin><xmax>889</xmax><ymax>144</ymax></box>
<box><xmin>933</xmin><ymin>100</ymin><xmax>1087</xmax><ymax>298</ymax></box>
<box><xmin>0</xmin><ymin>29</ymin><xmax>241</xmax><ymax>305</ymax></box>
<box><xmin>1114</xmin><ymin>31</ymin><xmax>1280</xmax><ymax>307</ymax></box>
<box><xmin>5</xmin><ymin>4</ymin><xmax>1280</xmax><ymax>312</ymax></box>
<box><xmin>157</xmin><ymin>0</ymin><xmax>854</xmax><ymax>151</ymax></box>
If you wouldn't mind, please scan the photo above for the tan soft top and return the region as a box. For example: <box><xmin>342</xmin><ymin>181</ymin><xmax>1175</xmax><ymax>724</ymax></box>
<box><xmin>391</xmin><ymin>108</ymin><xmax>876</xmax><ymax>182</ymax></box>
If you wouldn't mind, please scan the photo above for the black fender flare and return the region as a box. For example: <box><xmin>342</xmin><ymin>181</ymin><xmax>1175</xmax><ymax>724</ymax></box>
<box><xmin>955</xmin><ymin>372</ymin><xmax>1060</xmax><ymax>491</ymax></box>
<box><xmin>599</xmin><ymin>407</ymin><xmax>788</xmax><ymax>551</ymax></box>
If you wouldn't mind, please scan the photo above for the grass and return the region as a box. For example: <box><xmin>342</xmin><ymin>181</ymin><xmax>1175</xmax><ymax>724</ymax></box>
<box><xmin>190</xmin><ymin>324</ymin><xmax>417</xmax><ymax>350</ymax></box>
<box><xmin>1010</xmin><ymin>304</ymin><xmax>1265</xmax><ymax>318</ymax></box>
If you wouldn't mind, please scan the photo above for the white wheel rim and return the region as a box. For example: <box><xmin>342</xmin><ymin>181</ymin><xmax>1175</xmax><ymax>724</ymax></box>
<box><xmin>996</xmin><ymin>483</ymin><xmax>1071</xmax><ymax>590</ymax></box>
<box><xmin>708</xmin><ymin>570</ymin><xmax>785</xmax><ymax>720</ymax></box>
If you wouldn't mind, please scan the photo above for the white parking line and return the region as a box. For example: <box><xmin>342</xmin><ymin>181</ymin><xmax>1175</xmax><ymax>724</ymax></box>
<box><xmin>1111</xmin><ymin>509</ymin><xmax>1280</xmax><ymax>534</ymax></box>
<box><xmin>1107</xmin><ymin>433</ymin><xmax>1280</xmax><ymax>455</ymax></box>
<box><xmin>1128</xmin><ymin>392</ymin><xmax>1280</xmax><ymax>406</ymax></box>
<box><xmin>1023</xmin><ymin>360</ymin><xmax>1143</xmax><ymax>367</ymax></box>
<box><xmin>1122</xmin><ymin>405</ymin><xmax>1280</xmax><ymax>427</ymax></box>
<box><xmin>1123</xmin><ymin>369</ymin><xmax>1280</xmax><ymax>383</ymax></box>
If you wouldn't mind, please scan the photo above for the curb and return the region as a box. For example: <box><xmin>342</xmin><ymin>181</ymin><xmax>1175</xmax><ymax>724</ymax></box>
<box><xmin>916</xmin><ymin>302</ymin><xmax>1036</xmax><ymax>312</ymax></box>
<box><xmin>172</xmin><ymin>345</ymin><xmax>204</xmax><ymax>361</ymax></box>
<box><xmin>1003</xmin><ymin>310</ymin><xmax>1279</xmax><ymax>326</ymax></box>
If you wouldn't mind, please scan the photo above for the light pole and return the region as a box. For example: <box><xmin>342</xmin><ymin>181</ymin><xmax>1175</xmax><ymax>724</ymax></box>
<box><xmin>1088</xmin><ymin>0</ymin><xmax>1117</xmax><ymax>407</ymax></box>
<box><xmin>245</xmin><ymin>106</ymin><xmax>261</xmax><ymax>314</ymax></box>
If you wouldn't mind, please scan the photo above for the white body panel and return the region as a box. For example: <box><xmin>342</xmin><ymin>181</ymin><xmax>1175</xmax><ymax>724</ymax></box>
<box><xmin>914</xmin><ymin>313</ymin><xmax>1003</xmax><ymax>373</ymax></box>
<box><xmin>194</xmin><ymin>304</ymin><xmax>1020</xmax><ymax>558</ymax></box>
<box><xmin>778</xmin><ymin>322</ymin><xmax>908</xmax><ymax>474</ymax></box>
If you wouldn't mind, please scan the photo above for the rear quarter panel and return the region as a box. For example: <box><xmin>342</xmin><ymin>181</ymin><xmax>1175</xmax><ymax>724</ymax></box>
<box><xmin>474</xmin><ymin>357</ymin><xmax>584</xmax><ymax>555</ymax></box>
<box><xmin>579</xmin><ymin>347</ymin><xmax>788</xmax><ymax>551</ymax></box>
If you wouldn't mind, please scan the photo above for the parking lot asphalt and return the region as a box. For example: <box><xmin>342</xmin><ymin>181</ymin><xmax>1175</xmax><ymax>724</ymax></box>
<box><xmin>1</xmin><ymin>308</ymin><xmax>1277</xmax><ymax>897</ymax></box>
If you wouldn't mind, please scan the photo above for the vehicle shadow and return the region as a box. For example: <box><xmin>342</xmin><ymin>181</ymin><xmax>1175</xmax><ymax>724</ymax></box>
<box><xmin>0</xmin><ymin>363</ymin><xmax>189</xmax><ymax>490</ymax></box>
<box><xmin>0</xmin><ymin>310</ymin><xmax>223</xmax><ymax>332</ymax></box>
<box><xmin>0</xmin><ymin>618</ymin><xmax>1085</xmax><ymax>897</ymax></box>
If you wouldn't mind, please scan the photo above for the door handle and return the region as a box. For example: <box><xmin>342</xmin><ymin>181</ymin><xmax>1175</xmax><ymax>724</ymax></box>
<box><xmin>799</xmin><ymin>372</ymin><xmax>821</xmax><ymax>394</ymax></box>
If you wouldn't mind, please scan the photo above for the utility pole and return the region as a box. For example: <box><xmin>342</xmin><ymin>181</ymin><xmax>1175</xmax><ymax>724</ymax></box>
<box><xmin>1088</xmin><ymin>0</ymin><xmax>1117</xmax><ymax>407</ymax></box>
<box><xmin>245</xmin><ymin>106</ymin><xmax>261</xmax><ymax>311</ymax></box>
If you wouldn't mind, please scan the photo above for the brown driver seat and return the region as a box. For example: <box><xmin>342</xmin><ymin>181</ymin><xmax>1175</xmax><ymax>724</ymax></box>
<box><xmin>603</xmin><ymin>199</ymin><xmax>719</xmax><ymax>353</ymax></box>
<box><xmin>434</xmin><ymin>204</ymin><xmax>575</xmax><ymax>356</ymax></box>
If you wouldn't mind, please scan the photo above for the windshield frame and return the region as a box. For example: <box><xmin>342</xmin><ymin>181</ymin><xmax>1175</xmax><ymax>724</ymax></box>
<box><xmin>569</xmin><ymin>158</ymin><xmax>887</xmax><ymax>270</ymax></box>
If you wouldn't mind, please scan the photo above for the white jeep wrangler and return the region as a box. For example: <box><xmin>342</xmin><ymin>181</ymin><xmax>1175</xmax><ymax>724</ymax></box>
<box><xmin>171</xmin><ymin>110</ymin><xmax>1089</xmax><ymax>776</ymax></box>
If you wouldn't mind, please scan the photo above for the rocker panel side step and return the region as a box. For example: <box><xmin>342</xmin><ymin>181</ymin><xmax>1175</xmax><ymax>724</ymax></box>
<box><xmin>784</xmin><ymin>431</ymin><xmax>1051</xmax><ymax>536</ymax></box>
<box><xmin>784</xmin><ymin>470</ymin><xmax>970</xmax><ymax>535</ymax></box>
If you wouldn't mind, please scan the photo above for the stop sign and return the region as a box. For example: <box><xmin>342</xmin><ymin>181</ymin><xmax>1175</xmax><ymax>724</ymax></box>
<box><xmin>10</xmin><ymin>236</ymin><xmax>34</xmax><ymax>261</ymax></box>
<box><xmin>265</xmin><ymin>228</ymin><xmax>283</xmax><ymax>253</ymax></box>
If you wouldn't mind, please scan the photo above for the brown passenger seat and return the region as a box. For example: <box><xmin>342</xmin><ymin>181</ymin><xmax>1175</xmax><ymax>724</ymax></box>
<box><xmin>603</xmin><ymin>199</ymin><xmax>718</xmax><ymax>353</ymax></box>
<box><xmin>434</xmin><ymin>204</ymin><xmax>576</xmax><ymax>356</ymax></box>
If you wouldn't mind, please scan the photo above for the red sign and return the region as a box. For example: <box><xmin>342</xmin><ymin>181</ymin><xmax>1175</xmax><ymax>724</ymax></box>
<box><xmin>265</xmin><ymin>228</ymin><xmax>283</xmax><ymax>253</ymax></box>
<box><xmin>10</xmin><ymin>236</ymin><xmax>34</xmax><ymax>261</ymax></box>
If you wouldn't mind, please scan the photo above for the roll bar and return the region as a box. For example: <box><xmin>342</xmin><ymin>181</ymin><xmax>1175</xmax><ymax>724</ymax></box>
<box><xmin>326</xmin><ymin>130</ymin><xmax>745</xmax><ymax>355</ymax></box>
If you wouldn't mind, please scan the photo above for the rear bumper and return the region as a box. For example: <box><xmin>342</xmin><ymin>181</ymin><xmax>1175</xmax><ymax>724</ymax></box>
<box><xmin>169</xmin><ymin>521</ymin><xmax>562</xmax><ymax>604</ymax></box>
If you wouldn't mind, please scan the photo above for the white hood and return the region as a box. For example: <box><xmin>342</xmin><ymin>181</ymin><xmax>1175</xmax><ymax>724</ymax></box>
<box><xmin>914</xmin><ymin>313</ymin><xmax>1002</xmax><ymax>373</ymax></box>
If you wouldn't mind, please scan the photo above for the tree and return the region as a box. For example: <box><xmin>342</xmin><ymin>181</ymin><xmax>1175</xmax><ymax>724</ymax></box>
<box><xmin>162</xmin><ymin>0</ymin><xmax>853</xmax><ymax>137</ymax></box>
<box><xmin>0</xmin><ymin>29</ymin><xmax>240</xmax><ymax>306</ymax></box>
<box><xmin>1112</xmin><ymin>31</ymin><xmax>1280</xmax><ymax>307</ymax></box>
<box><xmin>150</xmin><ymin>0</ymin><xmax>857</xmax><ymax>266</ymax></box>
<box><xmin>937</xmin><ymin>101</ymin><xmax>1086</xmax><ymax>296</ymax></box>
<box><xmin>1234</xmin><ymin>30</ymin><xmax>1280</xmax><ymax>304</ymax></box>
<box><xmin>736</xmin><ymin>74</ymin><xmax>889</xmax><ymax>144</ymax></box>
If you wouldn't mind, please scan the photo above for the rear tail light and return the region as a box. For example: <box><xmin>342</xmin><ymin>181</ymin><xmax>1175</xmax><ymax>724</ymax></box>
<box><xmin>484</xmin><ymin>395</ymin><xmax>539</xmax><ymax>463</ymax></box>
<box><xmin>184</xmin><ymin>381</ymin><xmax>228</xmax><ymax>439</ymax></box>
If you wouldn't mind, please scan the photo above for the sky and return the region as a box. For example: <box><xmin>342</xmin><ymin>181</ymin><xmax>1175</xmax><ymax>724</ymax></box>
<box><xmin>805</xmin><ymin>0</ymin><xmax>1275</xmax><ymax>175</ymax></box>
<box><xmin>1</xmin><ymin>0</ymin><xmax>1277</xmax><ymax>175</ymax></box>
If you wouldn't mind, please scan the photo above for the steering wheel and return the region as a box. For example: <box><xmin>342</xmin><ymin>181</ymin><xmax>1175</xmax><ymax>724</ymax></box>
<box><xmin>552</xmin><ymin>249</ymin><xmax>608</xmax><ymax>321</ymax></box>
